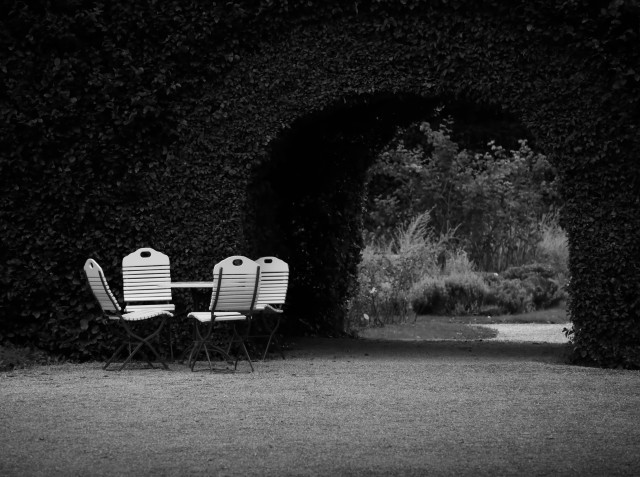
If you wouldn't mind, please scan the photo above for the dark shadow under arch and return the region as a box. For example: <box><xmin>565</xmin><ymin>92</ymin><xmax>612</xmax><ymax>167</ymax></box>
<box><xmin>245</xmin><ymin>92</ymin><xmax>543</xmax><ymax>334</ymax></box>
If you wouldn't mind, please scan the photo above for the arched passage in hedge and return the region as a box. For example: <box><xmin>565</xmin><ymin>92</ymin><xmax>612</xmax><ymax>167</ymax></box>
<box><xmin>243</xmin><ymin>92</ymin><xmax>537</xmax><ymax>332</ymax></box>
<box><xmin>207</xmin><ymin>15</ymin><xmax>572</xmax><ymax>336</ymax></box>
<box><xmin>192</xmin><ymin>8</ymin><xmax>638</xmax><ymax>365</ymax></box>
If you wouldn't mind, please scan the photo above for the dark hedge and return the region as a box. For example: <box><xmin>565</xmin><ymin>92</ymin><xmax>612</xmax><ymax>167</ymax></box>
<box><xmin>1</xmin><ymin>0</ymin><xmax>639</xmax><ymax>366</ymax></box>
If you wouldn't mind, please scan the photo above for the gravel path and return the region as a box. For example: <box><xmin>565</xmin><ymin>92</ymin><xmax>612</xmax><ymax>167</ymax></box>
<box><xmin>1</xmin><ymin>336</ymin><xmax>639</xmax><ymax>477</ymax></box>
<box><xmin>477</xmin><ymin>323</ymin><xmax>572</xmax><ymax>343</ymax></box>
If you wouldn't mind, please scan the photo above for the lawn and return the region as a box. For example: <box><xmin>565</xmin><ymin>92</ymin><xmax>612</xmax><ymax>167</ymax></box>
<box><xmin>356</xmin><ymin>305</ymin><xmax>570</xmax><ymax>341</ymax></box>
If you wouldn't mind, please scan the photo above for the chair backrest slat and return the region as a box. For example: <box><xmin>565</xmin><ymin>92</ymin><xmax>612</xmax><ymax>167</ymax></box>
<box><xmin>209</xmin><ymin>256</ymin><xmax>260</xmax><ymax>313</ymax></box>
<box><xmin>255</xmin><ymin>257</ymin><xmax>289</xmax><ymax>308</ymax></box>
<box><xmin>125</xmin><ymin>304</ymin><xmax>176</xmax><ymax>313</ymax></box>
<box><xmin>122</xmin><ymin>248</ymin><xmax>173</xmax><ymax>304</ymax></box>
<box><xmin>84</xmin><ymin>259</ymin><xmax>121</xmax><ymax>314</ymax></box>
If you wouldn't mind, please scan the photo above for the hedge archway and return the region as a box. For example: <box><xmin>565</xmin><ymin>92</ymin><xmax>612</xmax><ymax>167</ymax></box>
<box><xmin>2</xmin><ymin>1</ymin><xmax>638</xmax><ymax>367</ymax></box>
<box><xmin>243</xmin><ymin>92</ymin><xmax>536</xmax><ymax>333</ymax></box>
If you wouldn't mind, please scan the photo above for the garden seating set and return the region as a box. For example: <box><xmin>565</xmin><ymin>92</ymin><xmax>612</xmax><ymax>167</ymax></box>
<box><xmin>83</xmin><ymin>247</ymin><xmax>289</xmax><ymax>372</ymax></box>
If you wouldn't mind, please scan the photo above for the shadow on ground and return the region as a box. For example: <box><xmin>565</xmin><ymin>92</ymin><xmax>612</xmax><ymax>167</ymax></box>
<box><xmin>290</xmin><ymin>336</ymin><xmax>571</xmax><ymax>365</ymax></box>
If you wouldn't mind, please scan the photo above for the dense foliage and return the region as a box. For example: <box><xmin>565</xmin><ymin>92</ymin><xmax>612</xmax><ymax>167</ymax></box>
<box><xmin>347</xmin><ymin>213</ymin><xmax>567</xmax><ymax>329</ymax></box>
<box><xmin>1</xmin><ymin>0</ymin><xmax>639</xmax><ymax>367</ymax></box>
<box><xmin>365</xmin><ymin>120</ymin><xmax>559</xmax><ymax>271</ymax></box>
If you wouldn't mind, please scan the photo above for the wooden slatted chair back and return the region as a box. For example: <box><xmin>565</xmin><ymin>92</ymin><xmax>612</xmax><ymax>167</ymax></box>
<box><xmin>122</xmin><ymin>247</ymin><xmax>174</xmax><ymax>312</ymax></box>
<box><xmin>209</xmin><ymin>256</ymin><xmax>260</xmax><ymax>313</ymax></box>
<box><xmin>255</xmin><ymin>257</ymin><xmax>289</xmax><ymax>310</ymax></box>
<box><xmin>84</xmin><ymin>259</ymin><xmax>121</xmax><ymax>315</ymax></box>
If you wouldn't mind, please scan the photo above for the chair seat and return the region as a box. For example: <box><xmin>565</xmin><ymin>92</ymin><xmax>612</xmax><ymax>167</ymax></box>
<box><xmin>187</xmin><ymin>311</ymin><xmax>247</xmax><ymax>323</ymax></box>
<box><xmin>124</xmin><ymin>304</ymin><xmax>176</xmax><ymax>313</ymax></box>
<box><xmin>263</xmin><ymin>304</ymin><xmax>284</xmax><ymax>313</ymax></box>
<box><xmin>123</xmin><ymin>309</ymin><xmax>173</xmax><ymax>322</ymax></box>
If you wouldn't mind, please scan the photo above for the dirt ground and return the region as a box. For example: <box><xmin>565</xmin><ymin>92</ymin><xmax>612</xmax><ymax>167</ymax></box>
<box><xmin>2</xmin><ymin>329</ymin><xmax>640</xmax><ymax>477</ymax></box>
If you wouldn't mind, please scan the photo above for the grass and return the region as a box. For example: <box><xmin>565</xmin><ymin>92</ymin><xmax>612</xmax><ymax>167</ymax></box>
<box><xmin>356</xmin><ymin>304</ymin><xmax>568</xmax><ymax>341</ymax></box>
<box><xmin>446</xmin><ymin>303</ymin><xmax>568</xmax><ymax>324</ymax></box>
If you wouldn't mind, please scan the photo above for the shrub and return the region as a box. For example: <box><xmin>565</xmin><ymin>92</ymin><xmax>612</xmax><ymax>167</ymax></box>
<box><xmin>410</xmin><ymin>276</ymin><xmax>449</xmax><ymax>315</ymax></box>
<box><xmin>443</xmin><ymin>272</ymin><xmax>492</xmax><ymax>315</ymax></box>
<box><xmin>492</xmin><ymin>278</ymin><xmax>535</xmax><ymax>314</ymax></box>
<box><xmin>537</xmin><ymin>210</ymin><xmax>569</xmax><ymax>277</ymax></box>
<box><xmin>358</xmin><ymin>217</ymin><xmax>568</xmax><ymax>323</ymax></box>
<box><xmin>365</xmin><ymin>122</ymin><xmax>560</xmax><ymax>272</ymax></box>
<box><xmin>347</xmin><ymin>213</ymin><xmax>450</xmax><ymax>328</ymax></box>
<box><xmin>502</xmin><ymin>263</ymin><xmax>556</xmax><ymax>280</ymax></box>
<box><xmin>410</xmin><ymin>271</ymin><xmax>492</xmax><ymax>316</ymax></box>
<box><xmin>409</xmin><ymin>262</ymin><xmax>566</xmax><ymax>317</ymax></box>
<box><xmin>502</xmin><ymin>263</ymin><xmax>565</xmax><ymax>308</ymax></box>
<box><xmin>442</xmin><ymin>249</ymin><xmax>476</xmax><ymax>275</ymax></box>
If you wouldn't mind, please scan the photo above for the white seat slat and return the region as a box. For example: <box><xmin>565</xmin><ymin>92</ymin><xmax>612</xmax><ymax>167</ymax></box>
<box><xmin>122</xmin><ymin>278</ymin><xmax>171</xmax><ymax>283</ymax></box>
<box><xmin>126</xmin><ymin>296</ymin><xmax>173</xmax><ymax>302</ymax></box>
<box><xmin>124</xmin><ymin>291</ymin><xmax>172</xmax><ymax>297</ymax></box>
<box><xmin>217</xmin><ymin>290</ymin><xmax>256</xmax><ymax>296</ymax></box>
<box><xmin>125</xmin><ymin>304</ymin><xmax>175</xmax><ymax>312</ymax></box>
<box><xmin>123</xmin><ymin>265</ymin><xmax>171</xmax><ymax>270</ymax></box>
<box><xmin>123</xmin><ymin>286</ymin><xmax>171</xmax><ymax>291</ymax></box>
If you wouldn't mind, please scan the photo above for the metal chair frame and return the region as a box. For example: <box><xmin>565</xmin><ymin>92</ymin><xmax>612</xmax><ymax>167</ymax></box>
<box><xmin>84</xmin><ymin>259</ymin><xmax>171</xmax><ymax>371</ymax></box>
<box><xmin>122</xmin><ymin>248</ymin><xmax>176</xmax><ymax>360</ymax></box>
<box><xmin>187</xmin><ymin>256</ymin><xmax>261</xmax><ymax>372</ymax></box>
<box><xmin>244</xmin><ymin>257</ymin><xmax>289</xmax><ymax>360</ymax></box>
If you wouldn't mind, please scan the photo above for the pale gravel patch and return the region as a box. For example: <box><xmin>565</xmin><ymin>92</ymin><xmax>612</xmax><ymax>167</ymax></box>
<box><xmin>475</xmin><ymin>323</ymin><xmax>572</xmax><ymax>343</ymax></box>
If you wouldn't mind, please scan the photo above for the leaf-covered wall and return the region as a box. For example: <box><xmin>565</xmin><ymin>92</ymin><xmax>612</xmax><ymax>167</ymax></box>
<box><xmin>1</xmin><ymin>0</ymin><xmax>639</xmax><ymax>366</ymax></box>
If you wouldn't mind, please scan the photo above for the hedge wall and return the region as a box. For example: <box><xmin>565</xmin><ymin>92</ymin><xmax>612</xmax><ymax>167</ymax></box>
<box><xmin>1</xmin><ymin>0</ymin><xmax>639</xmax><ymax>366</ymax></box>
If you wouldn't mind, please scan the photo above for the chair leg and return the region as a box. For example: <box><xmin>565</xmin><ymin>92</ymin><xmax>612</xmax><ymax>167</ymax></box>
<box><xmin>117</xmin><ymin>341</ymin><xmax>145</xmax><ymax>371</ymax></box>
<box><xmin>231</xmin><ymin>323</ymin><xmax>254</xmax><ymax>372</ymax></box>
<box><xmin>188</xmin><ymin>341</ymin><xmax>204</xmax><ymax>371</ymax></box>
<box><xmin>187</xmin><ymin>321</ymin><xmax>209</xmax><ymax>371</ymax></box>
<box><xmin>202</xmin><ymin>343</ymin><xmax>214</xmax><ymax>372</ymax></box>
<box><xmin>103</xmin><ymin>342</ymin><xmax>127</xmax><ymax>370</ymax></box>
<box><xmin>133</xmin><ymin>318</ymin><xmax>170</xmax><ymax>369</ymax></box>
<box><xmin>105</xmin><ymin>317</ymin><xmax>169</xmax><ymax>371</ymax></box>
<box><xmin>260</xmin><ymin>315</ymin><xmax>285</xmax><ymax>360</ymax></box>
<box><xmin>188</xmin><ymin>320</ymin><xmax>236</xmax><ymax>372</ymax></box>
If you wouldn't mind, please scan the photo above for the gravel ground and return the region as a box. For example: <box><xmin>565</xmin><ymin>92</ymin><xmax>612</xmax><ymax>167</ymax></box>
<box><xmin>478</xmin><ymin>323</ymin><xmax>571</xmax><ymax>344</ymax></box>
<box><xmin>1</xmin><ymin>331</ymin><xmax>639</xmax><ymax>477</ymax></box>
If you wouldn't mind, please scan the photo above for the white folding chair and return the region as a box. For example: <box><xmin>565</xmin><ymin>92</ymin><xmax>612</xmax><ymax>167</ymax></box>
<box><xmin>246</xmin><ymin>256</ymin><xmax>289</xmax><ymax>360</ymax></box>
<box><xmin>186</xmin><ymin>256</ymin><xmax>261</xmax><ymax>372</ymax></box>
<box><xmin>84</xmin><ymin>259</ymin><xmax>172</xmax><ymax>371</ymax></box>
<box><xmin>122</xmin><ymin>248</ymin><xmax>175</xmax><ymax>358</ymax></box>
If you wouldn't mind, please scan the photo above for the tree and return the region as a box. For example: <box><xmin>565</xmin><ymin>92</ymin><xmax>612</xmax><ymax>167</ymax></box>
<box><xmin>365</xmin><ymin>120</ymin><xmax>559</xmax><ymax>271</ymax></box>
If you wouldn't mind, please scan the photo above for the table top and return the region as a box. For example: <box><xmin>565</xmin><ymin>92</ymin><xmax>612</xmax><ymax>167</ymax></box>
<box><xmin>170</xmin><ymin>281</ymin><xmax>214</xmax><ymax>288</ymax></box>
